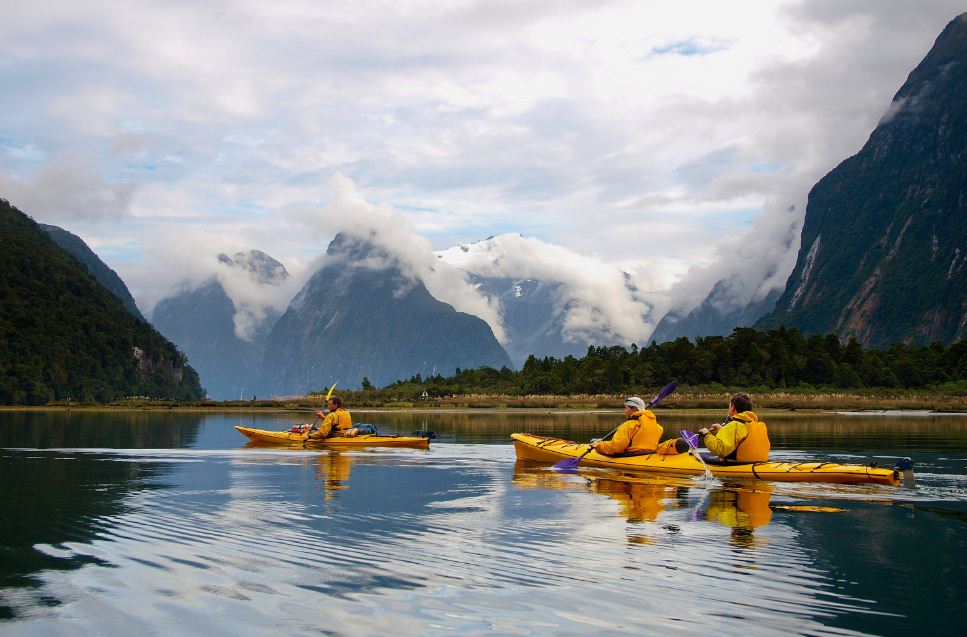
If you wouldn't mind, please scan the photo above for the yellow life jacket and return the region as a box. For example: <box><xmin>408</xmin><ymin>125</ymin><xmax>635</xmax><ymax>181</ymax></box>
<box><xmin>327</xmin><ymin>409</ymin><xmax>353</xmax><ymax>432</ymax></box>
<box><xmin>627</xmin><ymin>410</ymin><xmax>663</xmax><ymax>452</ymax></box>
<box><xmin>594</xmin><ymin>410</ymin><xmax>663</xmax><ymax>455</ymax></box>
<box><xmin>731</xmin><ymin>411</ymin><xmax>770</xmax><ymax>462</ymax></box>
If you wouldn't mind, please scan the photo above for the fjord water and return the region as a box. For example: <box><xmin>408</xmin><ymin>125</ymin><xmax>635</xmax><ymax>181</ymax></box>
<box><xmin>1</xmin><ymin>410</ymin><xmax>965</xmax><ymax>636</ymax></box>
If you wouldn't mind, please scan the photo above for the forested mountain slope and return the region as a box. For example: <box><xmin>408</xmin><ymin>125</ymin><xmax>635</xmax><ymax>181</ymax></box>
<box><xmin>0</xmin><ymin>199</ymin><xmax>204</xmax><ymax>404</ymax></box>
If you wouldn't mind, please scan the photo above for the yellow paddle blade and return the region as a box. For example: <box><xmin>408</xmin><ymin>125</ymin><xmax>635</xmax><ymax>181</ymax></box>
<box><xmin>325</xmin><ymin>382</ymin><xmax>337</xmax><ymax>400</ymax></box>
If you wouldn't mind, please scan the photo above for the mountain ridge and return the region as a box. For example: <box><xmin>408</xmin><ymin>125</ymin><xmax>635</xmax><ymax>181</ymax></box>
<box><xmin>756</xmin><ymin>13</ymin><xmax>967</xmax><ymax>346</ymax></box>
<box><xmin>39</xmin><ymin>223</ymin><xmax>145</xmax><ymax>321</ymax></box>
<box><xmin>152</xmin><ymin>250</ymin><xmax>288</xmax><ymax>400</ymax></box>
<box><xmin>259</xmin><ymin>232</ymin><xmax>513</xmax><ymax>395</ymax></box>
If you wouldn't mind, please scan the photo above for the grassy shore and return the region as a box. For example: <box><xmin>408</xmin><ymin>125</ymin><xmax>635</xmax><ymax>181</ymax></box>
<box><xmin>9</xmin><ymin>388</ymin><xmax>964</xmax><ymax>412</ymax></box>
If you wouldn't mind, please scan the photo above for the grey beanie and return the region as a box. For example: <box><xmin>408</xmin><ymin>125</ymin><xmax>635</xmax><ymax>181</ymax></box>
<box><xmin>624</xmin><ymin>396</ymin><xmax>646</xmax><ymax>410</ymax></box>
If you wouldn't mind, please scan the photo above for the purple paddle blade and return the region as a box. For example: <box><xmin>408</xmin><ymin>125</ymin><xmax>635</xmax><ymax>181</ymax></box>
<box><xmin>680</xmin><ymin>429</ymin><xmax>699</xmax><ymax>450</ymax></box>
<box><xmin>552</xmin><ymin>457</ymin><xmax>581</xmax><ymax>471</ymax></box>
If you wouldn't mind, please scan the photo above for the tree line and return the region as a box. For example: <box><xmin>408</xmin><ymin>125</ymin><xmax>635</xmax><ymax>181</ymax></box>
<box><xmin>376</xmin><ymin>327</ymin><xmax>967</xmax><ymax>397</ymax></box>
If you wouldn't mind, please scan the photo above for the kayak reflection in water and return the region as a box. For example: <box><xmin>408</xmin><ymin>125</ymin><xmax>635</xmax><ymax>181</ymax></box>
<box><xmin>308</xmin><ymin>396</ymin><xmax>356</xmax><ymax>439</ymax></box>
<box><xmin>588</xmin><ymin>476</ymin><xmax>688</xmax><ymax>522</ymax></box>
<box><xmin>316</xmin><ymin>452</ymin><xmax>353</xmax><ymax>500</ymax></box>
<box><xmin>698</xmin><ymin>484</ymin><xmax>773</xmax><ymax>549</ymax></box>
<box><xmin>696</xmin><ymin>393</ymin><xmax>771</xmax><ymax>462</ymax></box>
<box><xmin>512</xmin><ymin>462</ymin><xmax>773</xmax><ymax>547</ymax></box>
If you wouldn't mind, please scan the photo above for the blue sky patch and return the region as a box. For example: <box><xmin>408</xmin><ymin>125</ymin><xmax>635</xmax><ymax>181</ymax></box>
<box><xmin>652</xmin><ymin>39</ymin><xmax>729</xmax><ymax>57</ymax></box>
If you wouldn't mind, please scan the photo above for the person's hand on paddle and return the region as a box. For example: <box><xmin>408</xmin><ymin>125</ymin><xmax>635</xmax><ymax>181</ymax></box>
<box><xmin>699</xmin><ymin>423</ymin><xmax>722</xmax><ymax>436</ymax></box>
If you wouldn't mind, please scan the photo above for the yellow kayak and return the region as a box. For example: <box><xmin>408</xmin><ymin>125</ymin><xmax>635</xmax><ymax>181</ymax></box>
<box><xmin>512</xmin><ymin>433</ymin><xmax>906</xmax><ymax>486</ymax></box>
<box><xmin>236</xmin><ymin>426</ymin><xmax>431</xmax><ymax>449</ymax></box>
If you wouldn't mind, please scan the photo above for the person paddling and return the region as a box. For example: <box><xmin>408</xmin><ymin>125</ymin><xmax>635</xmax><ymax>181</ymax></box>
<box><xmin>696</xmin><ymin>393</ymin><xmax>770</xmax><ymax>462</ymax></box>
<box><xmin>592</xmin><ymin>396</ymin><xmax>663</xmax><ymax>456</ymax></box>
<box><xmin>308</xmin><ymin>396</ymin><xmax>356</xmax><ymax>439</ymax></box>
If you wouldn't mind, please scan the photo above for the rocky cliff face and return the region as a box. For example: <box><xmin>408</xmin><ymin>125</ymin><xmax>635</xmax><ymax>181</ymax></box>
<box><xmin>39</xmin><ymin>223</ymin><xmax>145</xmax><ymax>321</ymax></box>
<box><xmin>0</xmin><ymin>199</ymin><xmax>204</xmax><ymax>404</ymax></box>
<box><xmin>152</xmin><ymin>251</ymin><xmax>287</xmax><ymax>400</ymax></box>
<box><xmin>757</xmin><ymin>14</ymin><xmax>967</xmax><ymax>346</ymax></box>
<box><xmin>259</xmin><ymin>233</ymin><xmax>512</xmax><ymax>395</ymax></box>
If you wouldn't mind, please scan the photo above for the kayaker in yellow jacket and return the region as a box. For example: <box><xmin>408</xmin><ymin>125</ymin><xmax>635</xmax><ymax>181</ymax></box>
<box><xmin>697</xmin><ymin>393</ymin><xmax>770</xmax><ymax>462</ymax></box>
<box><xmin>592</xmin><ymin>397</ymin><xmax>663</xmax><ymax>456</ymax></box>
<box><xmin>309</xmin><ymin>396</ymin><xmax>355</xmax><ymax>439</ymax></box>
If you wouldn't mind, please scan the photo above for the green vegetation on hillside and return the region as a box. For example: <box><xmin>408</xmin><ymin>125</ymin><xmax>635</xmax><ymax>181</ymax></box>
<box><xmin>367</xmin><ymin>327</ymin><xmax>967</xmax><ymax>399</ymax></box>
<box><xmin>0</xmin><ymin>199</ymin><xmax>205</xmax><ymax>405</ymax></box>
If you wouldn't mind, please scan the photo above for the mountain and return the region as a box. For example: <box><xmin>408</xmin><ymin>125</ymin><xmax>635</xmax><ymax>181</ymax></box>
<box><xmin>259</xmin><ymin>233</ymin><xmax>513</xmax><ymax>395</ymax></box>
<box><xmin>468</xmin><ymin>276</ymin><xmax>589</xmax><ymax>367</ymax></box>
<box><xmin>757</xmin><ymin>14</ymin><xmax>967</xmax><ymax>346</ymax></box>
<box><xmin>0</xmin><ymin>199</ymin><xmax>204</xmax><ymax>404</ymax></box>
<box><xmin>39</xmin><ymin>223</ymin><xmax>145</xmax><ymax>320</ymax></box>
<box><xmin>651</xmin><ymin>282</ymin><xmax>779</xmax><ymax>343</ymax></box>
<box><xmin>437</xmin><ymin>235</ymin><xmax>649</xmax><ymax>366</ymax></box>
<box><xmin>152</xmin><ymin>251</ymin><xmax>288</xmax><ymax>400</ymax></box>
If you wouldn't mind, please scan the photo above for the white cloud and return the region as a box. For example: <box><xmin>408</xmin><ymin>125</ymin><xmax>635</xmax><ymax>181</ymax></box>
<box><xmin>0</xmin><ymin>0</ymin><xmax>963</xmax><ymax>338</ymax></box>
<box><xmin>0</xmin><ymin>154</ymin><xmax>136</xmax><ymax>223</ymax></box>
<box><xmin>438</xmin><ymin>233</ymin><xmax>658</xmax><ymax>344</ymax></box>
<box><xmin>285</xmin><ymin>173</ymin><xmax>507</xmax><ymax>341</ymax></box>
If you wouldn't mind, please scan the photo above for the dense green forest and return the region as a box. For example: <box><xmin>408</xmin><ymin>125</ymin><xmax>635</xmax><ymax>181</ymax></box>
<box><xmin>0</xmin><ymin>199</ymin><xmax>205</xmax><ymax>405</ymax></box>
<box><xmin>376</xmin><ymin>327</ymin><xmax>967</xmax><ymax>398</ymax></box>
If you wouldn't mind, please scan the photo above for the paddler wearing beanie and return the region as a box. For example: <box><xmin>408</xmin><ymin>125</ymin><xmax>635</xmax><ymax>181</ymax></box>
<box><xmin>697</xmin><ymin>393</ymin><xmax>770</xmax><ymax>462</ymax></box>
<box><xmin>592</xmin><ymin>396</ymin><xmax>664</xmax><ymax>456</ymax></box>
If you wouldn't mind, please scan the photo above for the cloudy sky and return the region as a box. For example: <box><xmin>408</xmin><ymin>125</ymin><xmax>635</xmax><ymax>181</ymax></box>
<box><xmin>1</xmin><ymin>0</ymin><xmax>962</xmax><ymax>330</ymax></box>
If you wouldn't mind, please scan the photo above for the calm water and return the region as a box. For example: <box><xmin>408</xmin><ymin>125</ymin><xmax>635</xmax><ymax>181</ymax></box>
<box><xmin>1</xmin><ymin>409</ymin><xmax>965</xmax><ymax>636</ymax></box>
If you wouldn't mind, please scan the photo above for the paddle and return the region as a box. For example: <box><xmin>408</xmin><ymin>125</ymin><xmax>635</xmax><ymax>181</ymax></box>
<box><xmin>679</xmin><ymin>428</ymin><xmax>715</xmax><ymax>481</ymax></box>
<box><xmin>303</xmin><ymin>382</ymin><xmax>338</xmax><ymax>446</ymax></box>
<box><xmin>552</xmin><ymin>380</ymin><xmax>679</xmax><ymax>471</ymax></box>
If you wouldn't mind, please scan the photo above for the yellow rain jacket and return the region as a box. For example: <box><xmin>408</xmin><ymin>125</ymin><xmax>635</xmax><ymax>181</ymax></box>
<box><xmin>702</xmin><ymin>411</ymin><xmax>770</xmax><ymax>462</ymax></box>
<box><xmin>311</xmin><ymin>409</ymin><xmax>353</xmax><ymax>438</ymax></box>
<box><xmin>594</xmin><ymin>410</ymin><xmax>663</xmax><ymax>455</ymax></box>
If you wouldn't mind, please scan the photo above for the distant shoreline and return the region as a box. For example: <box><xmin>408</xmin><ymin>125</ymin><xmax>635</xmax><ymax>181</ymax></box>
<box><xmin>3</xmin><ymin>391</ymin><xmax>965</xmax><ymax>413</ymax></box>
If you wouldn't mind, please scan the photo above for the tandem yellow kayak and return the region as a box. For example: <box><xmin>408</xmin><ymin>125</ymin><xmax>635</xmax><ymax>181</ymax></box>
<box><xmin>512</xmin><ymin>433</ymin><xmax>909</xmax><ymax>486</ymax></box>
<box><xmin>236</xmin><ymin>426</ymin><xmax>431</xmax><ymax>449</ymax></box>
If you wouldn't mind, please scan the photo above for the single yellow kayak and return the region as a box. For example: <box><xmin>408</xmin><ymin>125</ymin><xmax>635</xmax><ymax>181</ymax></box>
<box><xmin>512</xmin><ymin>433</ymin><xmax>905</xmax><ymax>486</ymax></box>
<box><xmin>236</xmin><ymin>426</ymin><xmax>431</xmax><ymax>449</ymax></box>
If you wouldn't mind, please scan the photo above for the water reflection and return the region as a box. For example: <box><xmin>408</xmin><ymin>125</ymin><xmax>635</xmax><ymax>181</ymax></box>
<box><xmin>315</xmin><ymin>452</ymin><xmax>353</xmax><ymax>498</ymax></box>
<box><xmin>1</xmin><ymin>410</ymin><xmax>966</xmax><ymax>635</ymax></box>
<box><xmin>0</xmin><ymin>448</ymin><xmax>175</xmax><ymax>619</ymax></box>
<box><xmin>0</xmin><ymin>410</ymin><xmax>204</xmax><ymax>449</ymax></box>
<box><xmin>512</xmin><ymin>461</ymin><xmax>778</xmax><ymax>550</ymax></box>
